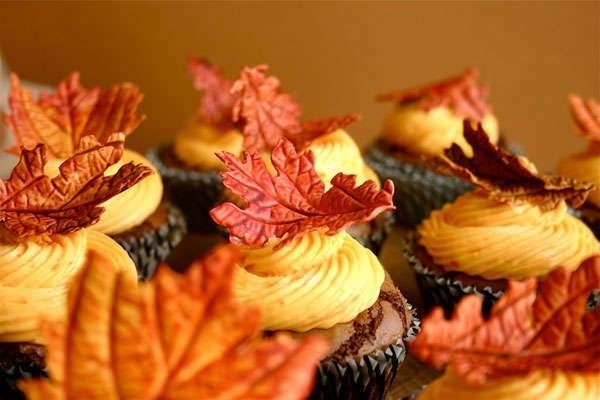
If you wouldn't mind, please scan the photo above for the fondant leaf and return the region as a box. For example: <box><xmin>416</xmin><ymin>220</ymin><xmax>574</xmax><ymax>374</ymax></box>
<box><xmin>410</xmin><ymin>257</ymin><xmax>600</xmax><ymax>384</ymax></box>
<box><xmin>210</xmin><ymin>138</ymin><xmax>394</xmax><ymax>249</ymax></box>
<box><xmin>298</xmin><ymin>114</ymin><xmax>362</xmax><ymax>149</ymax></box>
<box><xmin>20</xmin><ymin>245</ymin><xmax>327</xmax><ymax>399</ymax></box>
<box><xmin>568</xmin><ymin>95</ymin><xmax>600</xmax><ymax>142</ymax></box>
<box><xmin>0</xmin><ymin>133</ymin><xmax>152</xmax><ymax>238</ymax></box>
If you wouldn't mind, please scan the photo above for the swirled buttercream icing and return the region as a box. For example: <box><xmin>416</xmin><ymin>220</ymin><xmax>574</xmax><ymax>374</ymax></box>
<box><xmin>382</xmin><ymin>104</ymin><xmax>499</xmax><ymax>157</ymax></box>
<box><xmin>233</xmin><ymin>230</ymin><xmax>384</xmax><ymax>332</ymax></box>
<box><xmin>0</xmin><ymin>230</ymin><xmax>136</xmax><ymax>343</ymax></box>
<box><xmin>418</xmin><ymin>191</ymin><xmax>599</xmax><ymax>280</ymax></box>
<box><xmin>308</xmin><ymin>129</ymin><xmax>380</xmax><ymax>188</ymax></box>
<box><xmin>418</xmin><ymin>368</ymin><xmax>600</xmax><ymax>400</ymax></box>
<box><xmin>558</xmin><ymin>145</ymin><xmax>600</xmax><ymax>207</ymax></box>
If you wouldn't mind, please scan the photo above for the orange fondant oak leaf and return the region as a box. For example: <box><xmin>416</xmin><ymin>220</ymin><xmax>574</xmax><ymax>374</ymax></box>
<box><xmin>231</xmin><ymin>64</ymin><xmax>359</xmax><ymax>152</ymax></box>
<box><xmin>0</xmin><ymin>133</ymin><xmax>152</xmax><ymax>238</ymax></box>
<box><xmin>410</xmin><ymin>256</ymin><xmax>600</xmax><ymax>384</ymax></box>
<box><xmin>210</xmin><ymin>138</ymin><xmax>394</xmax><ymax>249</ymax></box>
<box><xmin>439</xmin><ymin>120</ymin><xmax>593</xmax><ymax>209</ymax></box>
<box><xmin>568</xmin><ymin>95</ymin><xmax>600</xmax><ymax>142</ymax></box>
<box><xmin>186</xmin><ymin>58</ymin><xmax>236</xmax><ymax>129</ymax></box>
<box><xmin>20</xmin><ymin>245</ymin><xmax>327</xmax><ymax>400</ymax></box>
<box><xmin>376</xmin><ymin>68</ymin><xmax>491</xmax><ymax>121</ymax></box>
<box><xmin>3</xmin><ymin>73</ymin><xmax>145</xmax><ymax>158</ymax></box>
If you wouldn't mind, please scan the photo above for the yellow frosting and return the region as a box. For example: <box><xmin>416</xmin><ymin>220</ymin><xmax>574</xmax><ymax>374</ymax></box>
<box><xmin>233</xmin><ymin>230</ymin><xmax>384</xmax><ymax>332</ymax></box>
<box><xmin>0</xmin><ymin>230</ymin><xmax>136</xmax><ymax>343</ymax></box>
<box><xmin>558</xmin><ymin>145</ymin><xmax>600</xmax><ymax>207</ymax></box>
<box><xmin>173</xmin><ymin>121</ymin><xmax>243</xmax><ymax>170</ymax></box>
<box><xmin>418</xmin><ymin>191</ymin><xmax>599</xmax><ymax>280</ymax></box>
<box><xmin>418</xmin><ymin>369</ymin><xmax>600</xmax><ymax>400</ymax></box>
<box><xmin>308</xmin><ymin>129</ymin><xmax>380</xmax><ymax>188</ymax></box>
<box><xmin>382</xmin><ymin>104</ymin><xmax>499</xmax><ymax>157</ymax></box>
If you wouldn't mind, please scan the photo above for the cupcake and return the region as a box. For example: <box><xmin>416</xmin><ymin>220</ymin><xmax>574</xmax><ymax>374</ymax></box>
<box><xmin>18</xmin><ymin>244</ymin><xmax>328</xmax><ymax>400</ymax></box>
<box><xmin>146</xmin><ymin>58</ymin><xmax>243</xmax><ymax>233</ymax></box>
<box><xmin>0</xmin><ymin>134</ymin><xmax>147</xmax><ymax>398</ymax></box>
<box><xmin>558</xmin><ymin>95</ymin><xmax>600</xmax><ymax>238</ymax></box>
<box><xmin>407</xmin><ymin>120</ymin><xmax>599</xmax><ymax>316</ymax></box>
<box><xmin>210</xmin><ymin>138</ymin><xmax>416</xmax><ymax>399</ymax></box>
<box><xmin>365</xmin><ymin>68</ymin><xmax>503</xmax><ymax>228</ymax></box>
<box><xmin>3</xmin><ymin>73</ymin><xmax>186</xmax><ymax>279</ymax></box>
<box><xmin>229</xmin><ymin>64</ymin><xmax>393</xmax><ymax>254</ymax></box>
<box><xmin>409</xmin><ymin>257</ymin><xmax>600</xmax><ymax>399</ymax></box>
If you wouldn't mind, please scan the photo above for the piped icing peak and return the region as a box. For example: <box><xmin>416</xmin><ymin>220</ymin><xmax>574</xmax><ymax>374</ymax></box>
<box><xmin>0</xmin><ymin>133</ymin><xmax>152</xmax><ymax>240</ymax></box>
<box><xmin>376</xmin><ymin>68</ymin><xmax>492</xmax><ymax>121</ymax></box>
<box><xmin>437</xmin><ymin>120</ymin><xmax>593</xmax><ymax>210</ymax></box>
<box><xmin>210</xmin><ymin>137</ymin><xmax>394</xmax><ymax>249</ymax></box>
<box><xmin>568</xmin><ymin>95</ymin><xmax>600</xmax><ymax>143</ymax></box>
<box><xmin>410</xmin><ymin>257</ymin><xmax>600</xmax><ymax>384</ymax></box>
<box><xmin>231</xmin><ymin>64</ymin><xmax>360</xmax><ymax>152</ymax></box>
<box><xmin>3</xmin><ymin>72</ymin><xmax>145</xmax><ymax>158</ymax></box>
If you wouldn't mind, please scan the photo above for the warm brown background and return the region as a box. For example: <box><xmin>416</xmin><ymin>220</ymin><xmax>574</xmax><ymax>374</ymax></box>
<box><xmin>0</xmin><ymin>1</ymin><xmax>598</xmax><ymax>171</ymax></box>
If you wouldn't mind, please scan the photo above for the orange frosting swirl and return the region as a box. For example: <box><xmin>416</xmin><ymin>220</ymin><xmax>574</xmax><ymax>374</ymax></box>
<box><xmin>0</xmin><ymin>230</ymin><xmax>136</xmax><ymax>343</ymax></box>
<box><xmin>418</xmin><ymin>191</ymin><xmax>599</xmax><ymax>280</ymax></box>
<box><xmin>418</xmin><ymin>369</ymin><xmax>600</xmax><ymax>400</ymax></box>
<box><xmin>558</xmin><ymin>145</ymin><xmax>600</xmax><ymax>207</ymax></box>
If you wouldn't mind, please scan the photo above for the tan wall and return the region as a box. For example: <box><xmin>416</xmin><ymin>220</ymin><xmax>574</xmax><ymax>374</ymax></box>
<box><xmin>0</xmin><ymin>1</ymin><xmax>598</xmax><ymax>171</ymax></box>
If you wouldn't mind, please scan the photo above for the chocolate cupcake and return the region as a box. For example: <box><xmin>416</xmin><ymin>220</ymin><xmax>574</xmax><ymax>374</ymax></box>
<box><xmin>3</xmin><ymin>73</ymin><xmax>186</xmax><ymax>279</ymax></box>
<box><xmin>365</xmin><ymin>68</ymin><xmax>501</xmax><ymax>228</ymax></box>
<box><xmin>210</xmin><ymin>137</ymin><xmax>416</xmax><ymax>399</ymax></box>
<box><xmin>0</xmin><ymin>136</ymin><xmax>144</xmax><ymax>398</ymax></box>
<box><xmin>406</xmin><ymin>121</ymin><xmax>599</xmax><ymax>316</ymax></box>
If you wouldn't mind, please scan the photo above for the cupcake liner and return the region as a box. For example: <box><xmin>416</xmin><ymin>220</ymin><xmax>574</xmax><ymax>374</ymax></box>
<box><xmin>111</xmin><ymin>201</ymin><xmax>187</xmax><ymax>280</ymax></box>
<box><xmin>146</xmin><ymin>145</ymin><xmax>224</xmax><ymax>233</ymax></box>
<box><xmin>309</xmin><ymin>304</ymin><xmax>420</xmax><ymax>400</ymax></box>
<box><xmin>0</xmin><ymin>343</ymin><xmax>46</xmax><ymax>400</ymax></box>
<box><xmin>364</xmin><ymin>143</ymin><xmax>472</xmax><ymax>229</ymax></box>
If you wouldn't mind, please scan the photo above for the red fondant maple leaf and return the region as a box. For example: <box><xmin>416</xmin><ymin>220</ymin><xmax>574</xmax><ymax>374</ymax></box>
<box><xmin>410</xmin><ymin>257</ymin><xmax>600</xmax><ymax>384</ymax></box>
<box><xmin>0</xmin><ymin>133</ymin><xmax>152</xmax><ymax>238</ymax></box>
<box><xmin>186</xmin><ymin>58</ymin><xmax>236</xmax><ymax>129</ymax></box>
<box><xmin>231</xmin><ymin>64</ymin><xmax>360</xmax><ymax>152</ymax></box>
<box><xmin>568</xmin><ymin>95</ymin><xmax>600</xmax><ymax>142</ymax></box>
<box><xmin>210</xmin><ymin>138</ymin><xmax>394</xmax><ymax>249</ymax></box>
<box><xmin>3</xmin><ymin>73</ymin><xmax>145</xmax><ymax>158</ymax></box>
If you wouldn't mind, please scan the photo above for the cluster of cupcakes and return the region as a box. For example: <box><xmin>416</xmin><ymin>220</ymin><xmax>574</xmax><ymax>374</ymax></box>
<box><xmin>0</xmin><ymin>61</ymin><xmax>597</xmax><ymax>400</ymax></box>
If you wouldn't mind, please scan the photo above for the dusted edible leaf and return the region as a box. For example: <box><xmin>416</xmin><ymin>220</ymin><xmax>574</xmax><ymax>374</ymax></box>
<box><xmin>210</xmin><ymin>137</ymin><xmax>394</xmax><ymax>249</ymax></box>
<box><xmin>568</xmin><ymin>95</ymin><xmax>600</xmax><ymax>142</ymax></box>
<box><xmin>298</xmin><ymin>113</ymin><xmax>362</xmax><ymax>149</ymax></box>
<box><xmin>438</xmin><ymin>120</ymin><xmax>593</xmax><ymax>209</ymax></box>
<box><xmin>376</xmin><ymin>68</ymin><xmax>491</xmax><ymax>121</ymax></box>
<box><xmin>20</xmin><ymin>245</ymin><xmax>327</xmax><ymax>400</ymax></box>
<box><xmin>187</xmin><ymin>58</ymin><xmax>236</xmax><ymax>129</ymax></box>
<box><xmin>410</xmin><ymin>257</ymin><xmax>600</xmax><ymax>384</ymax></box>
<box><xmin>3</xmin><ymin>72</ymin><xmax>145</xmax><ymax>158</ymax></box>
<box><xmin>0</xmin><ymin>133</ymin><xmax>152</xmax><ymax>238</ymax></box>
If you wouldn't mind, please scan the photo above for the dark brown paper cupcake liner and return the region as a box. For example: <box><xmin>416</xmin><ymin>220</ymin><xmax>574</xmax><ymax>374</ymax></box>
<box><xmin>0</xmin><ymin>343</ymin><xmax>46</xmax><ymax>400</ymax></box>
<box><xmin>146</xmin><ymin>145</ymin><xmax>224</xmax><ymax>233</ymax></box>
<box><xmin>309</xmin><ymin>305</ymin><xmax>420</xmax><ymax>400</ymax></box>
<box><xmin>111</xmin><ymin>201</ymin><xmax>187</xmax><ymax>280</ymax></box>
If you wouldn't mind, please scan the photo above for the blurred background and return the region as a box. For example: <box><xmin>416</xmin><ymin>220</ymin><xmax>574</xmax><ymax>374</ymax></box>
<box><xmin>0</xmin><ymin>1</ymin><xmax>598</xmax><ymax>171</ymax></box>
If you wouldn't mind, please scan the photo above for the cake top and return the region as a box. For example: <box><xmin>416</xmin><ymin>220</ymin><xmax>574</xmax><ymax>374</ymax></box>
<box><xmin>436</xmin><ymin>120</ymin><xmax>593</xmax><ymax>210</ymax></box>
<box><xmin>376</xmin><ymin>68</ymin><xmax>492</xmax><ymax>121</ymax></box>
<box><xmin>568</xmin><ymin>95</ymin><xmax>600</xmax><ymax>143</ymax></box>
<box><xmin>186</xmin><ymin>57</ymin><xmax>239</xmax><ymax>131</ymax></box>
<box><xmin>210</xmin><ymin>137</ymin><xmax>394</xmax><ymax>249</ymax></box>
<box><xmin>410</xmin><ymin>256</ymin><xmax>600</xmax><ymax>384</ymax></box>
<box><xmin>231</xmin><ymin>64</ymin><xmax>360</xmax><ymax>152</ymax></box>
<box><xmin>0</xmin><ymin>133</ymin><xmax>151</xmax><ymax>242</ymax></box>
<box><xmin>19</xmin><ymin>244</ymin><xmax>327</xmax><ymax>399</ymax></box>
<box><xmin>3</xmin><ymin>73</ymin><xmax>144</xmax><ymax>159</ymax></box>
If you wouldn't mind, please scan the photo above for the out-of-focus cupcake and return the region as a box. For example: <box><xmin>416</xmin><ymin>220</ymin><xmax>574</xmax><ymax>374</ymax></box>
<box><xmin>0</xmin><ymin>135</ymin><xmax>145</xmax><ymax>398</ymax></box>
<box><xmin>409</xmin><ymin>258</ymin><xmax>600</xmax><ymax>399</ymax></box>
<box><xmin>146</xmin><ymin>58</ymin><xmax>243</xmax><ymax>233</ymax></box>
<box><xmin>406</xmin><ymin>121</ymin><xmax>598</xmax><ymax>316</ymax></box>
<box><xmin>558</xmin><ymin>95</ymin><xmax>600</xmax><ymax>238</ymax></box>
<box><xmin>365</xmin><ymin>68</ymin><xmax>504</xmax><ymax>228</ymax></box>
<box><xmin>210</xmin><ymin>138</ymin><xmax>417</xmax><ymax>399</ymax></box>
<box><xmin>3</xmin><ymin>73</ymin><xmax>186</xmax><ymax>279</ymax></box>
